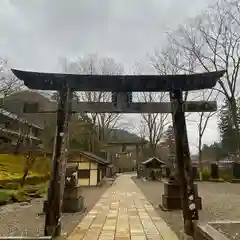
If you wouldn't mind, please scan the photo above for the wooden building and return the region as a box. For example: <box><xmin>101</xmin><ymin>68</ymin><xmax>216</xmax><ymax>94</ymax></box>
<box><xmin>69</xmin><ymin>151</ymin><xmax>109</xmax><ymax>186</ymax></box>
<box><xmin>0</xmin><ymin>107</ymin><xmax>43</xmax><ymax>146</ymax></box>
<box><xmin>0</xmin><ymin>90</ymin><xmax>56</xmax><ymax>128</ymax></box>
<box><xmin>141</xmin><ymin>157</ymin><xmax>166</xmax><ymax>180</ymax></box>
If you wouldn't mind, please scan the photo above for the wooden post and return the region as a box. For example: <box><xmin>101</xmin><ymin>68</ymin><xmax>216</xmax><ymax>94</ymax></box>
<box><xmin>44</xmin><ymin>86</ymin><xmax>69</xmax><ymax>237</ymax></box>
<box><xmin>170</xmin><ymin>90</ymin><xmax>199</xmax><ymax>236</ymax></box>
<box><xmin>136</xmin><ymin>144</ymin><xmax>140</xmax><ymax>178</ymax></box>
<box><xmin>59</xmin><ymin>88</ymin><xmax>73</xmax><ymax>214</ymax></box>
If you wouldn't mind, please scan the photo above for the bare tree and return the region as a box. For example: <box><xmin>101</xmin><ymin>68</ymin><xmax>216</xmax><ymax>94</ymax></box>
<box><xmin>150</xmin><ymin>41</ymin><xmax>199</xmax><ymax>101</ymax></box>
<box><xmin>167</xmin><ymin>0</ymin><xmax>240</xmax><ymax>156</ymax></box>
<box><xmin>0</xmin><ymin>58</ymin><xmax>44</xmax><ymax>185</ymax></box>
<box><xmin>138</xmin><ymin>92</ymin><xmax>169</xmax><ymax>156</ymax></box>
<box><xmin>0</xmin><ymin>58</ymin><xmax>29</xmax><ymax>150</ymax></box>
<box><xmin>0</xmin><ymin>115</ymin><xmax>41</xmax><ymax>186</ymax></box>
<box><xmin>0</xmin><ymin>58</ymin><xmax>22</xmax><ymax>98</ymax></box>
<box><xmin>151</xmin><ymin>26</ymin><xmax>223</xmax><ymax>170</ymax></box>
<box><xmin>197</xmin><ymin>89</ymin><xmax>220</xmax><ymax>180</ymax></box>
<box><xmin>142</xmin><ymin>46</ymin><xmax>190</xmax><ymax>156</ymax></box>
<box><xmin>68</xmin><ymin>54</ymin><xmax>124</xmax><ymax>143</ymax></box>
<box><xmin>132</xmin><ymin>61</ymin><xmax>170</xmax><ymax>156</ymax></box>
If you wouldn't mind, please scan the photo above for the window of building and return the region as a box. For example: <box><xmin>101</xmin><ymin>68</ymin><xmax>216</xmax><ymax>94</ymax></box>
<box><xmin>23</xmin><ymin>102</ymin><xmax>39</xmax><ymax>113</ymax></box>
<box><xmin>78</xmin><ymin>169</ymin><xmax>90</xmax><ymax>179</ymax></box>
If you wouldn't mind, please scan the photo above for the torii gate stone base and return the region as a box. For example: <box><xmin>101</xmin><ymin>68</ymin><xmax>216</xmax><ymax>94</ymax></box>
<box><xmin>161</xmin><ymin>179</ymin><xmax>202</xmax><ymax>211</ymax></box>
<box><xmin>43</xmin><ymin>163</ymin><xmax>85</xmax><ymax>214</ymax></box>
<box><xmin>12</xmin><ymin>68</ymin><xmax>225</xmax><ymax>237</ymax></box>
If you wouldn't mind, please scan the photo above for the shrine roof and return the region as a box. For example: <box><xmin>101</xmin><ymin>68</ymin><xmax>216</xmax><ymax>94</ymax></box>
<box><xmin>11</xmin><ymin>69</ymin><xmax>225</xmax><ymax>92</ymax></box>
<box><xmin>142</xmin><ymin>157</ymin><xmax>166</xmax><ymax>165</ymax></box>
<box><xmin>106</xmin><ymin>139</ymin><xmax>147</xmax><ymax>146</ymax></box>
<box><xmin>69</xmin><ymin>150</ymin><xmax>109</xmax><ymax>165</ymax></box>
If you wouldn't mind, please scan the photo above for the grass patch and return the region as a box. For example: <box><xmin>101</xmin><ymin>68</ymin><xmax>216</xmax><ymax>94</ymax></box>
<box><xmin>23</xmin><ymin>182</ymin><xmax>48</xmax><ymax>198</ymax></box>
<box><xmin>0</xmin><ymin>154</ymin><xmax>50</xmax><ymax>206</ymax></box>
<box><xmin>0</xmin><ymin>182</ymin><xmax>48</xmax><ymax>205</ymax></box>
<box><xmin>0</xmin><ymin>189</ymin><xmax>29</xmax><ymax>205</ymax></box>
<box><xmin>209</xmin><ymin>178</ymin><xmax>225</xmax><ymax>182</ymax></box>
<box><xmin>0</xmin><ymin>189</ymin><xmax>12</xmax><ymax>205</ymax></box>
<box><xmin>0</xmin><ymin>154</ymin><xmax>50</xmax><ymax>180</ymax></box>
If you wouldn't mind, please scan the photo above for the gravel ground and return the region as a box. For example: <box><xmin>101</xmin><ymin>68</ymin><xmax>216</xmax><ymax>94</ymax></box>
<box><xmin>0</xmin><ymin>184</ymin><xmax>110</xmax><ymax>237</ymax></box>
<box><xmin>133</xmin><ymin>177</ymin><xmax>240</xmax><ymax>238</ymax></box>
<box><xmin>211</xmin><ymin>223</ymin><xmax>240</xmax><ymax>240</ymax></box>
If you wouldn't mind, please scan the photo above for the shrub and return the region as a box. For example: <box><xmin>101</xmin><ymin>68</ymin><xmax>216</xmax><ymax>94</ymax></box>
<box><xmin>201</xmin><ymin>169</ymin><xmax>211</xmax><ymax>181</ymax></box>
<box><xmin>4</xmin><ymin>182</ymin><xmax>21</xmax><ymax>190</ymax></box>
<box><xmin>0</xmin><ymin>190</ymin><xmax>12</xmax><ymax>205</ymax></box>
<box><xmin>209</xmin><ymin>178</ymin><xmax>225</xmax><ymax>182</ymax></box>
<box><xmin>219</xmin><ymin>169</ymin><xmax>233</xmax><ymax>181</ymax></box>
<box><xmin>25</xmin><ymin>175</ymin><xmax>50</xmax><ymax>185</ymax></box>
<box><xmin>0</xmin><ymin>175</ymin><xmax>50</xmax><ymax>188</ymax></box>
<box><xmin>0</xmin><ymin>183</ymin><xmax>48</xmax><ymax>205</ymax></box>
<box><xmin>23</xmin><ymin>183</ymin><xmax>48</xmax><ymax>198</ymax></box>
<box><xmin>11</xmin><ymin>190</ymin><xmax>29</xmax><ymax>202</ymax></box>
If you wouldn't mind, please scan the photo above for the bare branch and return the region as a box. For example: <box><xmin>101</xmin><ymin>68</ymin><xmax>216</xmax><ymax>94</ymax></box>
<box><xmin>61</xmin><ymin>54</ymin><xmax>124</xmax><ymax>142</ymax></box>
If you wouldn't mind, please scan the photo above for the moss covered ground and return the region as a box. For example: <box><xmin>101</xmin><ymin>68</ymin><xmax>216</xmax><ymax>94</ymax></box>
<box><xmin>0</xmin><ymin>154</ymin><xmax>50</xmax><ymax>205</ymax></box>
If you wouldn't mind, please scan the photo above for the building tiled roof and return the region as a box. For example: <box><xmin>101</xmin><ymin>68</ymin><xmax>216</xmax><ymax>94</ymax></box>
<box><xmin>141</xmin><ymin>157</ymin><xmax>166</xmax><ymax>165</ymax></box>
<box><xmin>67</xmin><ymin>150</ymin><xmax>109</xmax><ymax>165</ymax></box>
<box><xmin>80</xmin><ymin>151</ymin><xmax>109</xmax><ymax>165</ymax></box>
<box><xmin>0</xmin><ymin>108</ymin><xmax>42</xmax><ymax>129</ymax></box>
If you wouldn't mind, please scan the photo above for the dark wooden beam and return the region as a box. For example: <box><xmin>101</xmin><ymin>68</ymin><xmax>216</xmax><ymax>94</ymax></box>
<box><xmin>72</xmin><ymin>101</ymin><xmax>217</xmax><ymax>113</ymax></box>
<box><xmin>11</xmin><ymin>69</ymin><xmax>225</xmax><ymax>92</ymax></box>
<box><xmin>23</xmin><ymin>101</ymin><xmax>217</xmax><ymax>114</ymax></box>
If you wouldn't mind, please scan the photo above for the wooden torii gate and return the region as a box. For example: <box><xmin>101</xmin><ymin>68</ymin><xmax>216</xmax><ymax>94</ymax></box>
<box><xmin>12</xmin><ymin>69</ymin><xmax>225</xmax><ymax>237</ymax></box>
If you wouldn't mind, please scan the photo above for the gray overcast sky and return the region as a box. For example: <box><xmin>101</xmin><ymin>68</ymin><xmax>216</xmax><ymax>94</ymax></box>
<box><xmin>0</xmin><ymin>0</ymin><xmax>218</xmax><ymax>153</ymax></box>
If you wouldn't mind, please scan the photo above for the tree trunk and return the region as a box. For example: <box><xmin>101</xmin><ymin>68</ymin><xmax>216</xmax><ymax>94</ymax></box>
<box><xmin>21</xmin><ymin>154</ymin><xmax>36</xmax><ymax>187</ymax></box>
<box><xmin>21</xmin><ymin>170</ymin><xmax>29</xmax><ymax>187</ymax></box>
<box><xmin>198</xmin><ymin>134</ymin><xmax>203</xmax><ymax>181</ymax></box>
<box><xmin>229</xmin><ymin>98</ymin><xmax>240</xmax><ymax>158</ymax></box>
<box><xmin>149</xmin><ymin>142</ymin><xmax>156</xmax><ymax>156</ymax></box>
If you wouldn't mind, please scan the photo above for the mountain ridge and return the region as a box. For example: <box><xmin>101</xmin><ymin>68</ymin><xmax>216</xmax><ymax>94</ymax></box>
<box><xmin>109</xmin><ymin>128</ymin><xmax>142</xmax><ymax>141</ymax></box>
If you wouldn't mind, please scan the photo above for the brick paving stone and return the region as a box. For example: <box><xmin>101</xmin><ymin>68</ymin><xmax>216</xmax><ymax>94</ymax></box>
<box><xmin>68</xmin><ymin>174</ymin><xmax>178</xmax><ymax>240</ymax></box>
<box><xmin>131</xmin><ymin>236</ymin><xmax>147</xmax><ymax>240</ymax></box>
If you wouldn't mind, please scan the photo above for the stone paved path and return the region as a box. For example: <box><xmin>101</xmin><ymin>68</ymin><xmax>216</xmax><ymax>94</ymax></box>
<box><xmin>68</xmin><ymin>174</ymin><xmax>178</xmax><ymax>240</ymax></box>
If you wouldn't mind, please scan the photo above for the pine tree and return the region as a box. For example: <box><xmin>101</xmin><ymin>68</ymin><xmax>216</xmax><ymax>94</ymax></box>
<box><xmin>164</xmin><ymin>125</ymin><xmax>175</xmax><ymax>154</ymax></box>
<box><xmin>161</xmin><ymin>125</ymin><xmax>176</xmax><ymax>165</ymax></box>
<box><xmin>218</xmin><ymin>98</ymin><xmax>240</xmax><ymax>155</ymax></box>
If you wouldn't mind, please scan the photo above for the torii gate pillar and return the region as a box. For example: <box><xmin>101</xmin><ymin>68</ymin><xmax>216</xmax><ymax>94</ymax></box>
<box><xmin>136</xmin><ymin>144</ymin><xmax>141</xmax><ymax>178</ymax></box>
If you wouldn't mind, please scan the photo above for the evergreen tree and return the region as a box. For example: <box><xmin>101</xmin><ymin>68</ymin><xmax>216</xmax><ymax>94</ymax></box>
<box><xmin>218</xmin><ymin>98</ymin><xmax>240</xmax><ymax>155</ymax></box>
<box><xmin>202</xmin><ymin>142</ymin><xmax>228</xmax><ymax>160</ymax></box>
<box><xmin>164</xmin><ymin>125</ymin><xmax>175</xmax><ymax>154</ymax></box>
<box><xmin>160</xmin><ymin>125</ymin><xmax>176</xmax><ymax>165</ymax></box>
